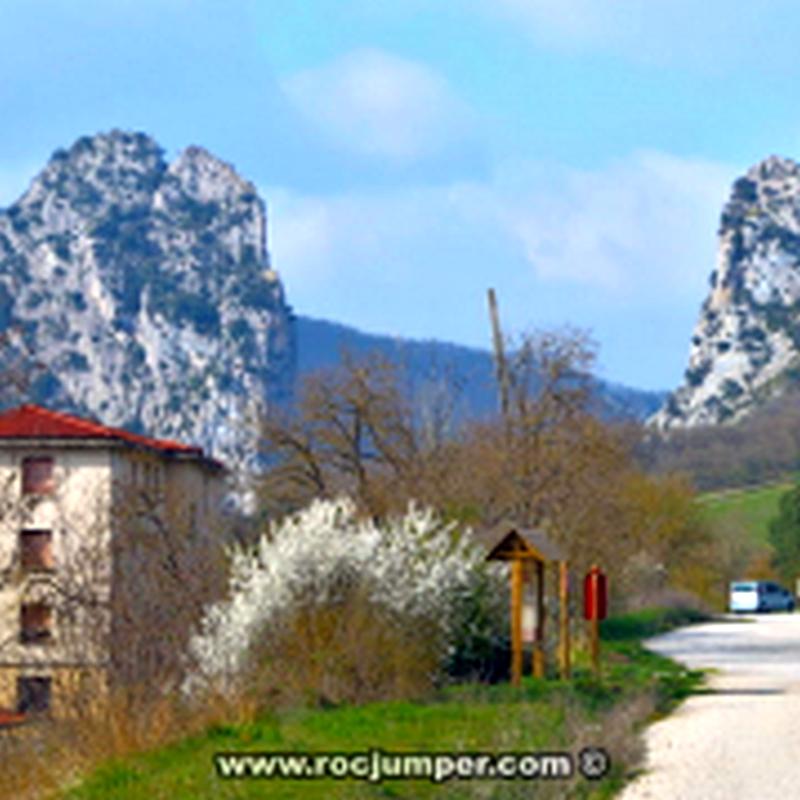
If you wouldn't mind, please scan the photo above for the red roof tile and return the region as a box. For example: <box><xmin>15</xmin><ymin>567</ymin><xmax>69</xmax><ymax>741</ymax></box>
<box><xmin>0</xmin><ymin>404</ymin><xmax>216</xmax><ymax>463</ymax></box>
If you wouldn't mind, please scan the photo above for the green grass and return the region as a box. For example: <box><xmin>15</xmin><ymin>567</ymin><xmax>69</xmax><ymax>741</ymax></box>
<box><xmin>62</xmin><ymin>690</ymin><xmax>602</xmax><ymax>799</ymax></box>
<box><xmin>697</xmin><ymin>480</ymin><xmax>793</xmax><ymax>545</ymax></box>
<box><xmin>61</xmin><ymin>610</ymin><xmax>705</xmax><ymax>800</ymax></box>
<box><xmin>600</xmin><ymin>606</ymin><xmax>709</xmax><ymax>643</ymax></box>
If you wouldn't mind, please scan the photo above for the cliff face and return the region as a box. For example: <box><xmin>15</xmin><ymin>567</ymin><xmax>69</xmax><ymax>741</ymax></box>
<box><xmin>0</xmin><ymin>130</ymin><xmax>294</xmax><ymax>474</ymax></box>
<box><xmin>652</xmin><ymin>155</ymin><xmax>800</xmax><ymax>429</ymax></box>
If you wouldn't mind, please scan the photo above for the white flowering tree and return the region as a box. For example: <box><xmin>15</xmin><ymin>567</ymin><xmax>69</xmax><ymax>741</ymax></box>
<box><xmin>186</xmin><ymin>497</ymin><xmax>506</xmax><ymax>698</ymax></box>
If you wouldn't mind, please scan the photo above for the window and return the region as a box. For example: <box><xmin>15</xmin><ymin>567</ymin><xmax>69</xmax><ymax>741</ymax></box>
<box><xmin>22</xmin><ymin>457</ymin><xmax>54</xmax><ymax>495</ymax></box>
<box><xmin>16</xmin><ymin>676</ymin><xmax>51</xmax><ymax>714</ymax></box>
<box><xmin>20</xmin><ymin>603</ymin><xmax>53</xmax><ymax>644</ymax></box>
<box><xmin>20</xmin><ymin>530</ymin><xmax>54</xmax><ymax>572</ymax></box>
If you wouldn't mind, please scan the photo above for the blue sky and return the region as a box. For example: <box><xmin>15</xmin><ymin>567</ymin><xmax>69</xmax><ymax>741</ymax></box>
<box><xmin>2</xmin><ymin>1</ymin><xmax>800</xmax><ymax>389</ymax></box>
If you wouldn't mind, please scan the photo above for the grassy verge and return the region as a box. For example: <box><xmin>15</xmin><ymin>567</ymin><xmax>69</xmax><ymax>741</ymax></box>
<box><xmin>600</xmin><ymin>606</ymin><xmax>709</xmax><ymax>643</ymax></box>
<box><xmin>599</xmin><ymin>607</ymin><xmax>707</xmax><ymax>721</ymax></box>
<box><xmin>54</xmin><ymin>607</ymin><xmax>705</xmax><ymax>800</ymax></box>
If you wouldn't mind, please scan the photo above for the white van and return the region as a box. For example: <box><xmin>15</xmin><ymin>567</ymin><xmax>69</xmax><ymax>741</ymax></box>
<box><xmin>729</xmin><ymin>581</ymin><xmax>795</xmax><ymax>613</ymax></box>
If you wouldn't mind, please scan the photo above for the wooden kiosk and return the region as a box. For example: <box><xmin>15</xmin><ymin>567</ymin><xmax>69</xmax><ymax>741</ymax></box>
<box><xmin>485</xmin><ymin>523</ymin><xmax>570</xmax><ymax>685</ymax></box>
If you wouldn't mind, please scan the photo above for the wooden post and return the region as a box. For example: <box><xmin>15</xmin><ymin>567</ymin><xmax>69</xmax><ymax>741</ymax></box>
<box><xmin>532</xmin><ymin>560</ymin><xmax>545</xmax><ymax>678</ymax></box>
<box><xmin>590</xmin><ymin>615</ymin><xmax>600</xmax><ymax>678</ymax></box>
<box><xmin>510</xmin><ymin>559</ymin><xmax>523</xmax><ymax>686</ymax></box>
<box><xmin>558</xmin><ymin>560</ymin><xmax>570</xmax><ymax>679</ymax></box>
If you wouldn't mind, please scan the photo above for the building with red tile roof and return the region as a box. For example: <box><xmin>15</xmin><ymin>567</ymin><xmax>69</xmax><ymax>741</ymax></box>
<box><xmin>0</xmin><ymin>404</ymin><xmax>227</xmax><ymax>718</ymax></box>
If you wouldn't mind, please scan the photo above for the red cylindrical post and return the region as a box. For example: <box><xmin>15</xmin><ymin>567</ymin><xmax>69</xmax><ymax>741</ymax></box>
<box><xmin>583</xmin><ymin>565</ymin><xmax>608</xmax><ymax>621</ymax></box>
<box><xmin>583</xmin><ymin>565</ymin><xmax>608</xmax><ymax>677</ymax></box>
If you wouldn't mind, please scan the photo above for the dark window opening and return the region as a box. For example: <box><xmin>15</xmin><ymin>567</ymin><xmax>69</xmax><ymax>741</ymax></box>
<box><xmin>20</xmin><ymin>530</ymin><xmax>54</xmax><ymax>572</ymax></box>
<box><xmin>22</xmin><ymin>457</ymin><xmax>54</xmax><ymax>495</ymax></box>
<box><xmin>20</xmin><ymin>603</ymin><xmax>53</xmax><ymax>644</ymax></box>
<box><xmin>16</xmin><ymin>676</ymin><xmax>51</xmax><ymax>714</ymax></box>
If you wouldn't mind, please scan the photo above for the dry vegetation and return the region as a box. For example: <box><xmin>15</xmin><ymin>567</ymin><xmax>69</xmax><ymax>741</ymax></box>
<box><xmin>258</xmin><ymin>332</ymin><xmax>717</xmax><ymax>613</ymax></box>
<box><xmin>246</xmin><ymin>587</ymin><xmax>441</xmax><ymax>709</ymax></box>
<box><xmin>641</xmin><ymin>386</ymin><xmax>800</xmax><ymax>490</ymax></box>
<box><xmin>0</xmin><ymin>689</ymin><xmax>228</xmax><ymax>799</ymax></box>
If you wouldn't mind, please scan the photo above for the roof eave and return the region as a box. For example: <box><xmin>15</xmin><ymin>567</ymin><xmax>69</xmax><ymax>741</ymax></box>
<box><xmin>0</xmin><ymin>437</ymin><xmax>226</xmax><ymax>470</ymax></box>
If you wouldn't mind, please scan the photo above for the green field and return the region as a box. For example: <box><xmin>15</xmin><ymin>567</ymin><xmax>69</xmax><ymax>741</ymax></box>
<box><xmin>57</xmin><ymin>610</ymin><xmax>704</xmax><ymax>800</ymax></box>
<box><xmin>697</xmin><ymin>480</ymin><xmax>794</xmax><ymax>546</ymax></box>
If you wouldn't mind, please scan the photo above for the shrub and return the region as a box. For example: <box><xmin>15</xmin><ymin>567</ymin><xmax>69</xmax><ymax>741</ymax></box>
<box><xmin>721</xmin><ymin>379</ymin><xmax>744</xmax><ymax>401</ymax></box>
<box><xmin>684</xmin><ymin>361</ymin><xmax>711</xmax><ymax>387</ymax></box>
<box><xmin>185</xmin><ymin>498</ymin><xmax>506</xmax><ymax>701</ymax></box>
<box><xmin>246</xmin><ymin>585</ymin><xmax>441</xmax><ymax>707</ymax></box>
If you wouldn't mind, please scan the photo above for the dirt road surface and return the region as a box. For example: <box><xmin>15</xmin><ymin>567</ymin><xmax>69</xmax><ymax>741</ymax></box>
<box><xmin>620</xmin><ymin>613</ymin><xmax>800</xmax><ymax>800</ymax></box>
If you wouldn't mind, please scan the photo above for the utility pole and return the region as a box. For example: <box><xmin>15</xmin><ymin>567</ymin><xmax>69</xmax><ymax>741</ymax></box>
<box><xmin>487</xmin><ymin>288</ymin><xmax>511</xmax><ymax>425</ymax></box>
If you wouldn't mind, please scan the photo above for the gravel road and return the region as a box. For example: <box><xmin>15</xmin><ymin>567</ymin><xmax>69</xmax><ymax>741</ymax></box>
<box><xmin>620</xmin><ymin>613</ymin><xmax>800</xmax><ymax>800</ymax></box>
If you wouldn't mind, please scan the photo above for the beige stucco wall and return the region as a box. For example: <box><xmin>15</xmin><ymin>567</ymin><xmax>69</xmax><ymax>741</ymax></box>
<box><xmin>107</xmin><ymin>449</ymin><xmax>226</xmax><ymax>691</ymax></box>
<box><xmin>0</xmin><ymin>446</ymin><xmax>113</xmax><ymax>714</ymax></box>
<box><xmin>0</xmin><ymin>442</ymin><xmax>225</xmax><ymax>714</ymax></box>
<box><xmin>109</xmin><ymin>448</ymin><xmax>225</xmax><ymax>539</ymax></box>
<box><xmin>0</xmin><ymin>447</ymin><xmax>113</xmax><ymax>664</ymax></box>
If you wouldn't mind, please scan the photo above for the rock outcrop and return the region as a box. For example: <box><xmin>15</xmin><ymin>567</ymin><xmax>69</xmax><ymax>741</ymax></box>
<box><xmin>0</xmin><ymin>130</ymin><xmax>294</xmax><ymax>477</ymax></box>
<box><xmin>653</xmin><ymin>155</ymin><xmax>800</xmax><ymax>429</ymax></box>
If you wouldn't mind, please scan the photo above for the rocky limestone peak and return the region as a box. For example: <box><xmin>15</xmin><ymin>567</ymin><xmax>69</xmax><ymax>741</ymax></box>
<box><xmin>169</xmin><ymin>146</ymin><xmax>255</xmax><ymax>203</ymax></box>
<box><xmin>0</xmin><ymin>130</ymin><xmax>294</xmax><ymax>488</ymax></box>
<box><xmin>746</xmin><ymin>154</ymin><xmax>800</xmax><ymax>183</ymax></box>
<box><xmin>155</xmin><ymin>145</ymin><xmax>267</xmax><ymax>267</ymax></box>
<box><xmin>652</xmin><ymin>154</ymin><xmax>800</xmax><ymax>430</ymax></box>
<box><xmin>18</xmin><ymin>131</ymin><xmax>167</xmax><ymax>227</ymax></box>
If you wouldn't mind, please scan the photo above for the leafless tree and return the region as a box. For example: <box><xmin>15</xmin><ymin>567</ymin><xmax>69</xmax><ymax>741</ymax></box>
<box><xmin>258</xmin><ymin>352</ymin><xmax>422</xmax><ymax>517</ymax></box>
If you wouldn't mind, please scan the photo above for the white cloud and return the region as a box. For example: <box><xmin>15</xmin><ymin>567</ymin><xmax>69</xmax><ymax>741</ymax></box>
<box><xmin>280</xmin><ymin>48</ymin><xmax>472</xmax><ymax>161</ymax></box>
<box><xmin>491</xmin><ymin>0</ymin><xmax>616</xmax><ymax>49</ymax></box>
<box><xmin>265</xmin><ymin>189</ymin><xmax>337</xmax><ymax>286</ymax></box>
<box><xmin>491</xmin><ymin>151</ymin><xmax>735</xmax><ymax>296</ymax></box>
<box><xmin>265</xmin><ymin>150</ymin><xmax>737</xmax><ymax>351</ymax></box>
<box><xmin>266</xmin><ymin>182</ymin><xmax>466</xmax><ymax>296</ymax></box>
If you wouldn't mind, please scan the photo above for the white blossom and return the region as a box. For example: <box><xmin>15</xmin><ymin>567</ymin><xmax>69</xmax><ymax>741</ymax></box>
<box><xmin>185</xmin><ymin>497</ymin><xmax>502</xmax><ymax>695</ymax></box>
